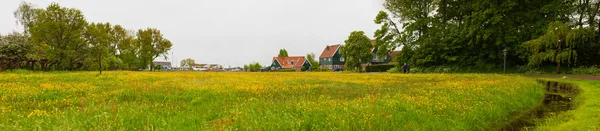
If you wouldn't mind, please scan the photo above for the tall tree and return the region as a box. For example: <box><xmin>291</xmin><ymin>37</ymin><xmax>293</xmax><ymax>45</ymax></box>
<box><xmin>180</xmin><ymin>58</ymin><xmax>195</xmax><ymax>70</ymax></box>
<box><xmin>137</xmin><ymin>28</ymin><xmax>173</xmax><ymax>71</ymax></box>
<box><xmin>374</xmin><ymin>11</ymin><xmax>401</xmax><ymax>59</ymax></box>
<box><xmin>84</xmin><ymin>23</ymin><xmax>113</xmax><ymax>74</ymax></box>
<box><xmin>27</xmin><ymin>3</ymin><xmax>88</xmax><ymax>70</ymax></box>
<box><xmin>340</xmin><ymin>31</ymin><xmax>373</xmax><ymax>72</ymax></box>
<box><xmin>523</xmin><ymin>21</ymin><xmax>577</xmax><ymax>73</ymax></box>
<box><xmin>13</xmin><ymin>2</ymin><xmax>37</xmax><ymax>35</ymax></box>
<box><xmin>278</xmin><ymin>49</ymin><xmax>289</xmax><ymax>57</ymax></box>
<box><xmin>114</xmin><ymin>27</ymin><xmax>139</xmax><ymax>70</ymax></box>
<box><xmin>306</xmin><ymin>53</ymin><xmax>319</xmax><ymax>67</ymax></box>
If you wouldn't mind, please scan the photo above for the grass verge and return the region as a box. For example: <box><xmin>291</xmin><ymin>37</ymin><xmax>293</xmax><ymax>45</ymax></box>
<box><xmin>531</xmin><ymin>78</ymin><xmax>600</xmax><ymax>130</ymax></box>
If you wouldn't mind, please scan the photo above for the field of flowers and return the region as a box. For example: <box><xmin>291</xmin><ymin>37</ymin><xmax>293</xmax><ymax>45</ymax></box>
<box><xmin>0</xmin><ymin>71</ymin><xmax>544</xmax><ymax>130</ymax></box>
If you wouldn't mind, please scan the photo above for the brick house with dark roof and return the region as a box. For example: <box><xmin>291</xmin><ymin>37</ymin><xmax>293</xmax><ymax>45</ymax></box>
<box><xmin>271</xmin><ymin>56</ymin><xmax>312</xmax><ymax>72</ymax></box>
<box><xmin>319</xmin><ymin>44</ymin><xmax>345</xmax><ymax>70</ymax></box>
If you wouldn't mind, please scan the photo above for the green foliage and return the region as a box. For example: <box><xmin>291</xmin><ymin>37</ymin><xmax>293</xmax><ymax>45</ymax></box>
<box><xmin>311</xmin><ymin>68</ymin><xmax>332</xmax><ymax>72</ymax></box>
<box><xmin>383</xmin><ymin>0</ymin><xmax>586</xmax><ymax>68</ymax></box>
<box><xmin>105</xmin><ymin>55</ymin><xmax>125</xmax><ymax>70</ymax></box>
<box><xmin>7</xmin><ymin>2</ymin><xmax>172</xmax><ymax>72</ymax></box>
<box><xmin>136</xmin><ymin>28</ymin><xmax>173</xmax><ymax>71</ymax></box>
<box><xmin>524</xmin><ymin>21</ymin><xmax>576</xmax><ymax>66</ymax></box>
<box><xmin>84</xmin><ymin>22</ymin><xmax>114</xmax><ymax>74</ymax></box>
<box><xmin>571</xmin><ymin>66</ymin><xmax>600</xmax><ymax>75</ymax></box>
<box><xmin>28</xmin><ymin>3</ymin><xmax>88</xmax><ymax>70</ymax></box>
<box><xmin>278</xmin><ymin>49</ymin><xmax>289</xmax><ymax>57</ymax></box>
<box><xmin>244</xmin><ymin>62</ymin><xmax>262</xmax><ymax>72</ymax></box>
<box><xmin>0</xmin><ymin>32</ymin><xmax>33</xmax><ymax>59</ymax></box>
<box><xmin>340</xmin><ymin>31</ymin><xmax>373</xmax><ymax>72</ymax></box>
<box><xmin>387</xmin><ymin>67</ymin><xmax>400</xmax><ymax>73</ymax></box>
<box><xmin>366</xmin><ymin>64</ymin><xmax>395</xmax><ymax>72</ymax></box>
<box><xmin>373</xmin><ymin>11</ymin><xmax>400</xmax><ymax>59</ymax></box>
<box><xmin>306</xmin><ymin>53</ymin><xmax>319</xmax><ymax>67</ymax></box>
<box><xmin>180</xmin><ymin>58</ymin><xmax>195</xmax><ymax>70</ymax></box>
<box><xmin>279</xmin><ymin>69</ymin><xmax>296</xmax><ymax>72</ymax></box>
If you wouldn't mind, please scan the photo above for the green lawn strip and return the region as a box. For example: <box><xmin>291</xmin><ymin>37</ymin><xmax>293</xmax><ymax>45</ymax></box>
<box><xmin>532</xmin><ymin>78</ymin><xmax>600</xmax><ymax>130</ymax></box>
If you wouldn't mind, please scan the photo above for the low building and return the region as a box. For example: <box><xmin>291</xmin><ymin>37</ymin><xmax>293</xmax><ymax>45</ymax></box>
<box><xmin>319</xmin><ymin>44</ymin><xmax>345</xmax><ymax>70</ymax></box>
<box><xmin>271</xmin><ymin>56</ymin><xmax>312</xmax><ymax>72</ymax></box>
<box><xmin>152</xmin><ymin>61</ymin><xmax>172</xmax><ymax>70</ymax></box>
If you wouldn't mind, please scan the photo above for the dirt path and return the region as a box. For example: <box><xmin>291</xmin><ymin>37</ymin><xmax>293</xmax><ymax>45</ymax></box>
<box><xmin>526</xmin><ymin>76</ymin><xmax>600</xmax><ymax>81</ymax></box>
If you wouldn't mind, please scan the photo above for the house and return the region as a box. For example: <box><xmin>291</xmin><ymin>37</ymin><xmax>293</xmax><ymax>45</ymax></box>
<box><xmin>319</xmin><ymin>40</ymin><xmax>399</xmax><ymax>70</ymax></box>
<box><xmin>369</xmin><ymin>40</ymin><xmax>393</xmax><ymax>64</ymax></box>
<box><xmin>271</xmin><ymin>56</ymin><xmax>312</xmax><ymax>72</ymax></box>
<box><xmin>152</xmin><ymin>61</ymin><xmax>172</xmax><ymax>70</ymax></box>
<box><xmin>319</xmin><ymin>44</ymin><xmax>345</xmax><ymax>70</ymax></box>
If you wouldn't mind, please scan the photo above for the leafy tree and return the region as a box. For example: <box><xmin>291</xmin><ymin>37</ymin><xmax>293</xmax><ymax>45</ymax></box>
<box><xmin>0</xmin><ymin>32</ymin><xmax>33</xmax><ymax>59</ymax></box>
<box><xmin>27</xmin><ymin>3</ymin><xmax>88</xmax><ymax>70</ymax></box>
<box><xmin>373</xmin><ymin>11</ymin><xmax>401</xmax><ymax>59</ymax></box>
<box><xmin>306</xmin><ymin>53</ymin><xmax>319</xmax><ymax>67</ymax></box>
<box><xmin>84</xmin><ymin>22</ymin><xmax>113</xmax><ymax>74</ymax></box>
<box><xmin>114</xmin><ymin>26</ymin><xmax>139</xmax><ymax>70</ymax></box>
<box><xmin>278</xmin><ymin>49</ymin><xmax>289</xmax><ymax>57</ymax></box>
<box><xmin>136</xmin><ymin>28</ymin><xmax>173</xmax><ymax>71</ymax></box>
<box><xmin>523</xmin><ymin>21</ymin><xmax>577</xmax><ymax>73</ymax></box>
<box><xmin>14</xmin><ymin>2</ymin><xmax>37</xmax><ymax>35</ymax></box>
<box><xmin>180</xmin><ymin>58</ymin><xmax>195</xmax><ymax>70</ymax></box>
<box><xmin>340</xmin><ymin>31</ymin><xmax>373</xmax><ymax>72</ymax></box>
<box><xmin>244</xmin><ymin>62</ymin><xmax>262</xmax><ymax>72</ymax></box>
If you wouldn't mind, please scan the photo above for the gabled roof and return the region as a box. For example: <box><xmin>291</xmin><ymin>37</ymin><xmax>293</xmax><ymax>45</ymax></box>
<box><xmin>319</xmin><ymin>44</ymin><xmax>341</xmax><ymax>58</ymax></box>
<box><xmin>370</xmin><ymin>40</ymin><xmax>376</xmax><ymax>52</ymax></box>
<box><xmin>272</xmin><ymin>56</ymin><xmax>308</xmax><ymax>68</ymax></box>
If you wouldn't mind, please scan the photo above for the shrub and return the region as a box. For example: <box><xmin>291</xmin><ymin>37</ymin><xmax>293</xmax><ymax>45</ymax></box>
<box><xmin>571</xmin><ymin>66</ymin><xmax>600</xmax><ymax>74</ymax></box>
<box><xmin>366</xmin><ymin>64</ymin><xmax>395</xmax><ymax>72</ymax></box>
<box><xmin>313</xmin><ymin>68</ymin><xmax>332</xmax><ymax>72</ymax></box>
<box><xmin>279</xmin><ymin>69</ymin><xmax>296</xmax><ymax>72</ymax></box>
<box><xmin>387</xmin><ymin>67</ymin><xmax>399</xmax><ymax>73</ymax></box>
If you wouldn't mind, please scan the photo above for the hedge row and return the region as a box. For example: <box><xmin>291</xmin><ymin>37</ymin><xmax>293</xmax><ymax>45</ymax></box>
<box><xmin>366</xmin><ymin>64</ymin><xmax>395</xmax><ymax>72</ymax></box>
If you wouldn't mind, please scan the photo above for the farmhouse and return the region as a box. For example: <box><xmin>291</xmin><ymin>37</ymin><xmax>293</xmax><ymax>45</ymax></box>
<box><xmin>271</xmin><ymin>56</ymin><xmax>312</xmax><ymax>72</ymax></box>
<box><xmin>319</xmin><ymin>41</ymin><xmax>400</xmax><ymax>71</ymax></box>
<box><xmin>319</xmin><ymin>44</ymin><xmax>345</xmax><ymax>70</ymax></box>
<box><xmin>369</xmin><ymin>40</ymin><xmax>393</xmax><ymax>64</ymax></box>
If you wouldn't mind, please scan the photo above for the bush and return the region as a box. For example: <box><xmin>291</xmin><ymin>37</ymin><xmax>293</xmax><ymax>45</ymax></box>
<box><xmin>387</xmin><ymin>67</ymin><xmax>400</xmax><ymax>73</ymax></box>
<box><xmin>571</xmin><ymin>66</ymin><xmax>600</xmax><ymax>74</ymax></box>
<box><xmin>312</xmin><ymin>68</ymin><xmax>332</xmax><ymax>72</ymax></box>
<box><xmin>279</xmin><ymin>69</ymin><xmax>296</xmax><ymax>72</ymax></box>
<box><xmin>366</xmin><ymin>64</ymin><xmax>395</xmax><ymax>72</ymax></box>
<box><xmin>310</xmin><ymin>66</ymin><xmax>319</xmax><ymax>71</ymax></box>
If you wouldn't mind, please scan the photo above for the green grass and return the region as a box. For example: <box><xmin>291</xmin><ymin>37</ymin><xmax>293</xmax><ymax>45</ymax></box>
<box><xmin>531</xmin><ymin>78</ymin><xmax>600</xmax><ymax>130</ymax></box>
<box><xmin>0</xmin><ymin>71</ymin><xmax>545</xmax><ymax>130</ymax></box>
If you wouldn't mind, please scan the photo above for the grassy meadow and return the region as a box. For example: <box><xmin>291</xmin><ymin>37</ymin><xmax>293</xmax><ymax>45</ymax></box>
<box><xmin>0</xmin><ymin>71</ymin><xmax>545</xmax><ymax>130</ymax></box>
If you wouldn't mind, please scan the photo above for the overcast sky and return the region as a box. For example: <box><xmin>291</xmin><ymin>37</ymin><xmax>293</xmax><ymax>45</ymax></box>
<box><xmin>0</xmin><ymin>0</ymin><xmax>385</xmax><ymax>67</ymax></box>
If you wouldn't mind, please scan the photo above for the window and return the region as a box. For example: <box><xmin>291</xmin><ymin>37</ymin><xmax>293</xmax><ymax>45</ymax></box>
<box><xmin>340</xmin><ymin>58</ymin><xmax>345</xmax><ymax>62</ymax></box>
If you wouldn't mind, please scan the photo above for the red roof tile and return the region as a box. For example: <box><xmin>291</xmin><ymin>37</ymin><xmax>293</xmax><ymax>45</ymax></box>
<box><xmin>272</xmin><ymin>56</ymin><xmax>309</xmax><ymax>69</ymax></box>
<box><xmin>319</xmin><ymin>44</ymin><xmax>341</xmax><ymax>58</ymax></box>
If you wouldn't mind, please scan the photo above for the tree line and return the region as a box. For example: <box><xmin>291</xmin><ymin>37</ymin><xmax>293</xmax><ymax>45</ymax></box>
<box><xmin>0</xmin><ymin>2</ymin><xmax>172</xmax><ymax>73</ymax></box>
<box><xmin>369</xmin><ymin>0</ymin><xmax>600</xmax><ymax>73</ymax></box>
